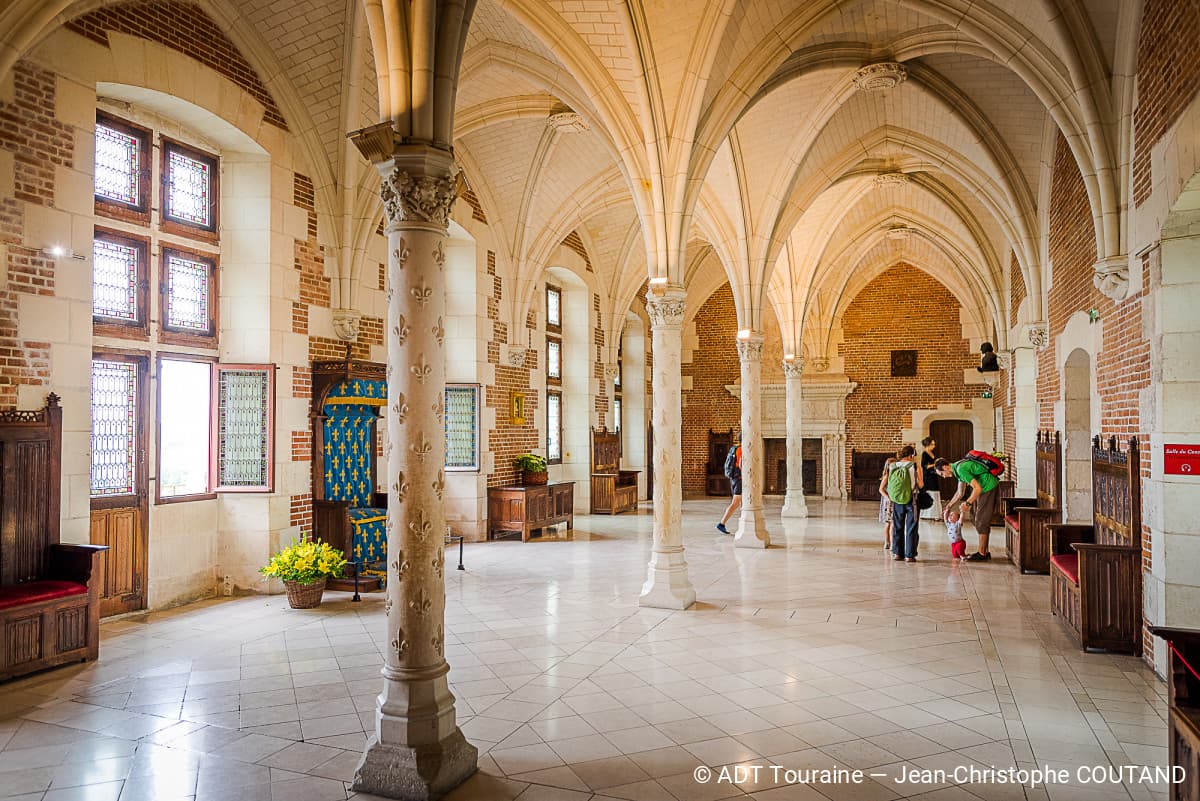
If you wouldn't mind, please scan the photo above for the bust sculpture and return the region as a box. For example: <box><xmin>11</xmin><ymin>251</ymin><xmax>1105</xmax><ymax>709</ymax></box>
<box><xmin>978</xmin><ymin>342</ymin><xmax>1000</xmax><ymax>372</ymax></box>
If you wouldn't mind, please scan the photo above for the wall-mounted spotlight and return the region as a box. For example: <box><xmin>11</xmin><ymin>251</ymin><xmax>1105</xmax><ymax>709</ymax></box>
<box><xmin>41</xmin><ymin>246</ymin><xmax>86</xmax><ymax>261</ymax></box>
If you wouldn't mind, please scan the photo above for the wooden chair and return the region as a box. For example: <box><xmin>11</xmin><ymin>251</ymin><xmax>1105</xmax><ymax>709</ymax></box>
<box><xmin>1150</xmin><ymin>626</ymin><xmax>1200</xmax><ymax>801</ymax></box>
<box><xmin>1002</xmin><ymin>431</ymin><xmax>1062</xmax><ymax>573</ymax></box>
<box><xmin>310</xmin><ymin>358</ymin><xmax>387</xmax><ymax>586</ymax></box>
<box><xmin>706</xmin><ymin>428</ymin><xmax>733</xmax><ymax>496</ymax></box>
<box><xmin>1</xmin><ymin>395</ymin><xmax>107</xmax><ymax>682</ymax></box>
<box><xmin>1048</xmin><ymin>436</ymin><xmax>1142</xmax><ymax>654</ymax></box>
<box><xmin>590</xmin><ymin>427</ymin><xmax>638</xmax><ymax>514</ymax></box>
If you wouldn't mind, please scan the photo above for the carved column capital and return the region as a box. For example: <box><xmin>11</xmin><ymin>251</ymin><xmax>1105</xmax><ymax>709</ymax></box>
<box><xmin>1027</xmin><ymin>322</ymin><xmax>1049</xmax><ymax>350</ymax></box>
<box><xmin>332</xmin><ymin>309</ymin><xmax>361</xmax><ymax>343</ymax></box>
<box><xmin>782</xmin><ymin>358</ymin><xmax>805</xmax><ymax>378</ymax></box>
<box><xmin>736</xmin><ymin>334</ymin><xmax>764</xmax><ymax>363</ymax></box>
<box><xmin>504</xmin><ymin>344</ymin><xmax>528</xmax><ymax>368</ymax></box>
<box><xmin>811</xmin><ymin>356</ymin><xmax>830</xmax><ymax>372</ymax></box>
<box><xmin>995</xmin><ymin>350</ymin><xmax>1013</xmax><ymax>370</ymax></box>
<box><xmin>603</xmin><ymin>363</ymin><xmax>620</xmax><ymax>380</ymax></box>
<box><xmin>1093</xmin><ymin>255</ymin><xmax>1130</xmax><ymax>301</ymax></box>
<box><xmin>645</xmin><ymin>287</ymin><xmax>686</xmax><ymax>329</ymax></box>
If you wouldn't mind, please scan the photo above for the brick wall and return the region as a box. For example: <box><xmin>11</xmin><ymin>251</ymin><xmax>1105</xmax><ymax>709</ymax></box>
<box><xmin>1133</xmin><ymin>0</ymin><xmax>1200</xmax><ymax>205</ymax></box>
<box><xmin>593</xmin><ymin>292</ymin><xmax>608</xmax><ymax>427</ymax></box>
<box><xmin>65</xmin><ymin>2</ymin><xmax>288</xmax><ymax>130</ymax></box>
<box><xmin>681</xmin><ymin>284</ymin><xmax>741</xmax><ymax>494</ymax></box>
<box><xmin>840</xmin><ymin>264</ymin><xmax>978</xmax><ymax>478</ymax></box>
<box><xmin>0</xmin><ymin>61</ymin><xmax>73</xmax><ymax>407</ymax></box>
<box><xmin>484</xmin><ymin>251</ymin><xmax>539</xmax><ymax>487</ymax></box>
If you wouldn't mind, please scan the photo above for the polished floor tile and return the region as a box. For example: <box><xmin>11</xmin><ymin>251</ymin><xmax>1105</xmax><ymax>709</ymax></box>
<box><xmin>0</xmin><ymin>499</ymin><xmax>1168</xmax><ymax>801</ymax></box>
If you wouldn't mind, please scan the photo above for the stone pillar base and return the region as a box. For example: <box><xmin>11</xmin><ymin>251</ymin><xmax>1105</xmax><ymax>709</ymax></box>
<box><xmin>781</xmin><ymin>490</ymin><xmax>809</xmax><ymax>518</ymax></box>
<box><xmin>734</xmin><ymin>507</ymin><xmax>769</xmax><ymax>549</ymax></box>
<box><xmin>639</xmin><ymin>549</ymin><xmax>696</xmax><ymax>609</ymax></box>
<box><xmin>353</xmin><ymin>728</ymin><xmax>478</xmax><ymax>801</ymax></box>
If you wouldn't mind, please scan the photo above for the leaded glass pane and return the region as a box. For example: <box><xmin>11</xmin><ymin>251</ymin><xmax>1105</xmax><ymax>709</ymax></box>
<box><xmin>91</xmin><ymin>360</ymin><xmax>137</xmax><ymax>497</ymax></box>
<box><xmin>444</xmin><ymin>385</ymin><xmax>479</xmax><ymax>471</ymax></box>
<box><xmin>94</xmin><ymin>124</ymin><xmax>139</xmax><ymax>205</ymax></box>
<box><xmin>547</xmin><ymin>392</ymin><xmax>562</xmax><ymax>461</ymax></box>
<box><xmin>547</xmin><ymin>339</ymin><xmax>561</xmax><ymax>379</ymax></box>
<box><xmin>166</xmin><ymin>254</ymin><xmax>210</xmax><ymax>332</ymax></box>
<box><xmin>166</xmin><ymin>148</ymin><xmax>212</xmax><ymax>227</ymax></box>
<box><xmin>216</xmin><ymin>369</ymin><xmax>271</xmax><ymax>487</ymax></box>
<box><xmin>546</xmin><ymin>286</ymin><xmax>561</xmax><ymax>327</ymax></box>
<box><xmin>93</xmin><ymin>239</ymin><xmax>139</xmax><ymax>321</ymax></box>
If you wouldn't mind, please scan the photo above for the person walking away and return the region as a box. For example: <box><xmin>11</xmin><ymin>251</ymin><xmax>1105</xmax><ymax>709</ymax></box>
<box><xmin>919</xmin><ymin>437</ymin><xmax>943</xmax><ymax>520</ymax></box>
<box><xmin>878</xmin><ymin>457</ymin><xmax>896</xmax><ymax>550</ymax></box>
<box><xmin>716</xmin><ymin>441</ymin><xmax>742</xmax><ymax>534</ymax></box>
<box><xmin>935</xmin><ymin>455</ymin><xmax>999</xmax><ymax>561</ymax></box>
<box><xmin>881</xmin><ymin>445</ymin><xmax>922</xmax><ymax>561</ymax></box>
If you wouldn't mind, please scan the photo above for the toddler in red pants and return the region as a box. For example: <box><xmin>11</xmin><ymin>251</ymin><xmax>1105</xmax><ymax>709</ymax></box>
<box><xmin>946</xmin><ymin>509</ymin><xmax>967</xmax><ymax>560</ymax></box>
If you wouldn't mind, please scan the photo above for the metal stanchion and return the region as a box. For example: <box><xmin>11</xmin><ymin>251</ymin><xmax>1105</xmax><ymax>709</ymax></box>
<box><xmin>351</xmin><ymin>561</ymin><xmax>362</xmax><ymax>602</ymax></box>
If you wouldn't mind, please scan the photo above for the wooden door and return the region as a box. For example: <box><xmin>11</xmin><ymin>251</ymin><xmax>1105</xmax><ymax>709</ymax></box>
<box><xmin>90</xmin><ymin>353</ymin><xmax>149</xmax><ymax>617</ymax></box>
<box><xmin>929</xmin><ymin>419</ymin><xmax>974</xmax><ymax>499</ymax></box>
<box><xmin>646</xmin><ymin>424</ymin><xmax>654</xmax><ymax>499</ymax></box>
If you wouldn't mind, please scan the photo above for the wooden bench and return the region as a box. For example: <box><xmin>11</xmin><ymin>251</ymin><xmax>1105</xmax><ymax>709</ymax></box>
<box><xmin>1</xmin><ymin>395</ymin><xmax>107</xmax><ymax>682</ymax></box>
<box><xmin>1048</xmin><ymin>436</ymin><xmax>1142</xmax><ymax>654</ymax></box>
<box><xmin>488</xmin><ymin>482</ymin><xmax>575</xmax><ymax>541</ymax></box>
<box><xmin>1002</xmin><ymin>430</ymin><xmax>1062</xmax><ymax>573</ymax></box>
<box><xmin>1150</xmin><ymin>627</ymin><xmax>1200</xmax><ymax>801</ymax></box>
<box><xmin>591</xmin><ymin>428</ymin><xmax>638</xmax><ymax>514</ymax></box>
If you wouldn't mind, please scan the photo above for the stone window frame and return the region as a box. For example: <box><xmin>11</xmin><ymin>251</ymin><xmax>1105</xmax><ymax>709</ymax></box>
<box><xmin>92</xmin><ymin>226</ymin><xmax>150</xmax><ymax>342</ymax></box>
<box><xmin>546</xmin><ymin>283</ymin><xmax>562</xmax><ymax>332</ymax></box>
<box><xmin>546</xmin><ymin>389</ymin><xmax>563</xmax><ymax>465</ymax></box>
<box><xmin>94</xmin><ymin>111</ymin><xmax>152</xmax><ymax>226</ymax></box>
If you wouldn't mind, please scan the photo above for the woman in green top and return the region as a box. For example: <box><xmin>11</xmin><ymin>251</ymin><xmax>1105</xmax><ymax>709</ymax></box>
<box><xmin>933</xmin><ymin>457</ymin><xmax>998</xmax><ymax>561</ymax></box>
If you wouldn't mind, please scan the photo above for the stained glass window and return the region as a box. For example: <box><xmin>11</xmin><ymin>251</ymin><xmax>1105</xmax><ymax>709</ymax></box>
<box><xmin>93</xmin><ymin>238</ymin><xmax>139</xmax><ymax>321</ymax></box>
<box><xmin>547</xmin><ymin>391</ymin><xmax>562</xmax><ymax>463</ymax></box>
<box><xmin>165</xmin><ymin>145</ymin><xmax>214</xmax><ymax>228</ymax></box>
<box><xmin>547</xmin><ymin>338</ymin><xmax>562</xmax><ymax>380</ymax></box>
<box><xmin>94</xmin><ymin>123</ymin><xmax>140</xmax><ymax>205</ymax></box>
<box><xmin>445</xmin><ymin>384</ymin><xmax>479</xmax><ymax>471</ymax></box>
<box><xmin>546</xmin><ymin>284</ymin><xmax>561</xmax><ymax>329</ymax></box>
<box><xmin>165</xmin><ymin>252</ymin><xmax>212</xmax><ymax>332</ymax></box>
<box><xmin>214</xmin><ymin>367</ymin><xmax>273</xmax><ymax>490</ymax></box>
<box><xmin>91</xmin><ymin>359</ymin><xmax>137</xmax><ymax>497</ymax></box>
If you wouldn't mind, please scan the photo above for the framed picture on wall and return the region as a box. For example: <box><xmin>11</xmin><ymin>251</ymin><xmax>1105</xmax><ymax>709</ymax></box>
<box><xmin>510</xmin><ymin>390</ymin><xmax>525</xmax><ymax>425</ymax></box>
<box><xmin>891</xmin><ymin>349</ymin><xmax>918</xmax><ymax>377</ymax></box>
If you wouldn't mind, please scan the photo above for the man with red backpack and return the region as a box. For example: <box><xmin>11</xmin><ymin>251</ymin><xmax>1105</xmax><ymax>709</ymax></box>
<box><xmin>934</xmin><ymin>451</ymin><xmax>1004</xmax><ymax>562</ymax></box>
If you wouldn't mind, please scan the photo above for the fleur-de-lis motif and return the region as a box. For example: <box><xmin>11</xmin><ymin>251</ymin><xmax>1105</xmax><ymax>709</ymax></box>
<box><xmin>391</xmin><ymin>629</ymin><xmax>409</xmax><ymax>657</ymax></box>
<box><xmin>432</xmin><ymin>317</ymin><xmax>445</xmax><ymax>347</ymax></box>
<box><xmin>398</xmin><ymin>559</ymin><xmax>410</xmax><ymax>576</ymax></box>
<box><xmin>432</xmin><ymin>396</ymin><xmax>444</xmax><ymax>424</ymax></box>
<box><xmin>392</xmin><ymin>470</ymin><xmax>410</xmax><ymax>502</ymax></box>
<box><xmin>409</xmin><ymin>589</ymin><xmax>432</xmax><ymax>617</ymax></box>
<box><xmin>392</xmin><ymin>315</ymin><xmax>409</xmax><ymax>346</ymax></box>
<box><xmin>412</xmin><ymin>283</ymin><xmax>432</xmax><ymax>306</ymax></box>
<box><xmin>410</xmin><ymin>432</ymin><xmax>431</xmax><ymax>461</ymax></box>
<box><xmin>384</xmin><ymin>596</ymin><xmax>393</xmax><ymax>616</ymax></box>
<box><xmin>432</xmin><ymin>471</ymin><xmax>445</xmax><ymax>500</ymax></box>
<box><xmin>408</xmin><ymin>509</ymin><xmax>432</xmax><ymax>542</ymax></box>
<box><xmin>410</xmin><ymin>356</ymin><xmax>431</xmax><ymax>383</ymax></box>
<box><xmin>386</xmin><ymin>286</ymin><xmax>393</xmax><ymax>304</ymax></box>
<box><xmin>433</xmin><ymin>241</ymin><xmax>446</xmax><ymax>270</ymax></box>
<box><xmin>392</xmin><ymin>392</ymin><xmax>408</xmax><ymax>423</ymax></box>
<box><xmin>433</xmin><ymin>549</ymin><xmax>445</xmax><ymax>580</ymax></box>
<box><xmin>432</xmin><ymin>624</ymin><xmax>444</xmax><ymax>656</ymax></box>
<box><xmin>394</xmin><ymin>238</ymin><xmax>410</xmax><ymax>269</ymax></box>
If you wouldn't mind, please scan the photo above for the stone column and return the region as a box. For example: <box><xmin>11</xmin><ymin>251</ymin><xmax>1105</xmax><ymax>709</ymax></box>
<box><xmin>638</xmin><ymin>285</ymin><xmax>696</xmax><ymax>609</ymax></box>
<box><xmin>353</xmin><ymin>145</ymin><xmax>477</xmax><ymax>800</ymax></box>
<box><xmin>604</xmin><ymin>362</ymin><xmax>620</xmax><ymax>430</ymax></box>
<box><xmin>780</xmin><ymin>358</ymin><xmax>808</xmax><ymax>518</ymax></box>
<box><xmin>734</xmin><ymin>333</ymin><xmax>770</xmax><ymax>548</ymax></box>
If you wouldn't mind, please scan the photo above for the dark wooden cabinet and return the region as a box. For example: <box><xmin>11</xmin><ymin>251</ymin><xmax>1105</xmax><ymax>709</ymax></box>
<box><xmin>1151</xmin><ymin>627</ymin><xmax>1200</xmax><ymax>801</ymax></box>
<box><xmin>488</xmin><ymin>482</ymin><xmax>574</xmax><ymax>541</ymax></box>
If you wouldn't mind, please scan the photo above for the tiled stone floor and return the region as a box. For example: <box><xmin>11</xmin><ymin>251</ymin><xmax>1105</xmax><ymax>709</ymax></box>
<box><xmin>0</xmin><ymin>499</ymin><xmax>1169</xmax><ymax>801</ymax></box>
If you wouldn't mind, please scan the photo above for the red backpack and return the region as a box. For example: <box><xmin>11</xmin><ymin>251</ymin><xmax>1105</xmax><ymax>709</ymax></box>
<box><xmin>963</xmin><ymin>450</ymin><xmax>1005</xmax><ymax>477</ymax></box>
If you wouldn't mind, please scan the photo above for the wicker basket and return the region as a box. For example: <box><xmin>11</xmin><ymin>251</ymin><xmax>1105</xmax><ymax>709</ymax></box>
<box><xmin>522</xmin><ymin>470</ymin><xmax>548</xmax><ymax>485</ymax></box>
<box><xmin>283</xmin><ymin>578</ymin><xmax>327</xmax><ymax>609</ymax></box>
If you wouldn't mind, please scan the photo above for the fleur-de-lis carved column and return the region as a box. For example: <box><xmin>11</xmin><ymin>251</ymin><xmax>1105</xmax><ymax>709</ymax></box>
<box><xmin>353</xmin><ymin>144</ymin><xmax>476</xmax><ymax>799</ymax></box>
<box><xmin>781</xmin><ymin>358</ymin><xmax>809</xmax><ymax>518</ymax></box>
<box><xmin>639</xmin><ymin>285</ymin><xmax>695</xmax><ymax>609</ymax></box>
<box><xmin>734</xmin><ymin>333</ymin><xmax>770</xmax><ymax>548</ymax></box>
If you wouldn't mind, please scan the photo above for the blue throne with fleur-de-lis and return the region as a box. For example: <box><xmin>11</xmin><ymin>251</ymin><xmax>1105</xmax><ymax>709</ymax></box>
<box><xmin>311</xmin><ymin>358</ymin><xmax>388</xmax><ymax>579</ymax></box>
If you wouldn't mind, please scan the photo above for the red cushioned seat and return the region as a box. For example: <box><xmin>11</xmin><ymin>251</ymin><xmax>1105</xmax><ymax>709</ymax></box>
<box><xmin>1050</xmin><ymin>553</ymin><xmax>1079</xmax><ymax>585</ymax></box>
<box><xmin>0</xmin><ymin>580</ymin><xmax>87</xmax><ymax>611</ymax></box>
<box><xmin>1004</xmin><ymin>514</ymin><xmax>1020</xmax><ymax>530</ymax></box>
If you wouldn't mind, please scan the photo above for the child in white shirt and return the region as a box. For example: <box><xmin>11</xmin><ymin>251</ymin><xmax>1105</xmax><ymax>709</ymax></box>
<box><xmin>946</xmin><ymin>509</ymin><xmax>966</xmax><ymax>560</ymax></box>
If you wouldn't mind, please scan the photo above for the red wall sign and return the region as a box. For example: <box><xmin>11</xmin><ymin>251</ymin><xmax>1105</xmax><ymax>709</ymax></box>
<box><xmin>1164</xmin><ymin>444</ymin><xmax>1200</xmax><ymax>476</ymax></box>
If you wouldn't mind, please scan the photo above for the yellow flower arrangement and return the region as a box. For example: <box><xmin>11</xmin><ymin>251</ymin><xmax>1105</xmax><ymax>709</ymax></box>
<box><xmin>260</xmin><ymin>539</ymin><xmax>347</xmax><ymax>585</ymax></box>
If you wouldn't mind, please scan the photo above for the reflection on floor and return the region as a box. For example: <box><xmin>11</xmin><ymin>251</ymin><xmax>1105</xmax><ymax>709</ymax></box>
<box><xmin>0</xmin><ymin>499</ymin><xmax>1168</xmax><ymax>801</ymax></box>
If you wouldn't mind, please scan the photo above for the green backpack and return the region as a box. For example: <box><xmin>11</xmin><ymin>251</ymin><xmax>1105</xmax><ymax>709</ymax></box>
<box><xmin>887</xmin><ymin>462</ymin><xmax>914</xmax><ymax>505</ymax></box>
